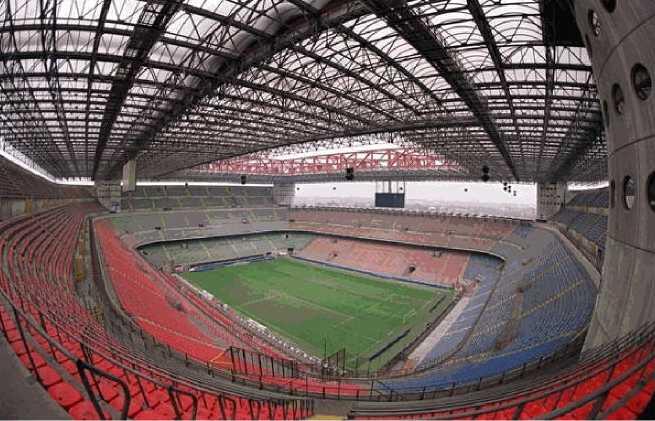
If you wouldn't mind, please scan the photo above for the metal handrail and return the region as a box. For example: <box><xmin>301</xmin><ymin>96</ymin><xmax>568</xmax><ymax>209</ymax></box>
<box><xmin>6</xmin><ymin>204</ymin><xmax>650</xmax><ymax>416</ymax></box>
<box><xmin>0</xmin><ymin>209</ymin><xmax>311</xmax><ymax>420</ymax></box>
<box><xmin>89</xmin><ymin>208</ymin><xmax>619</xmax><ymax>401</ymax></box>
<box><xmin>348</xmin><ymin>323</ymin><xmax>655</xmax><ymax>417</ymax></box>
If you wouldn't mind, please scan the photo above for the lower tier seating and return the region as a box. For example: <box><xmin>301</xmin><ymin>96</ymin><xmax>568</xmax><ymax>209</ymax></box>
<box><xmin>0</xmin><ymin>205</ymin><xmax>311</xmax><ymax>419</ymax></box>
<box><xmin>349</xmin><ymin>322</ymin><xmax>655</xmax><ymax>419</ymax></box>
<box><xmin>139</xmin><ymin>232</ymin><xmax>315</xmax><ymax>268</ymax></box>
<box><xmin>297</xmin><ymin>236</ymin><xmax>468</xmax><ymax>286</ymax></box>
<box><xmin>96</xmin><ymin>219</ymin><xmax>361</xmax><ymax>398</ymax></box>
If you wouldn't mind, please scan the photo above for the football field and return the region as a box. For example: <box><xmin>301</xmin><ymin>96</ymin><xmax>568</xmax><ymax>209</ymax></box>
<box><xmin>183</xmin><ymin>257</ymin><xmax>455</xmax><ymax>371</ymax></box>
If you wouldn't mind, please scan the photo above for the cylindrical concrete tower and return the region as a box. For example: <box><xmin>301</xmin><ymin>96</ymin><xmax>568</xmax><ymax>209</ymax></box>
<box><xmin>574</xmin><ymin>1</ymin><xmax>655</xmax><ymax>349</ymax></box>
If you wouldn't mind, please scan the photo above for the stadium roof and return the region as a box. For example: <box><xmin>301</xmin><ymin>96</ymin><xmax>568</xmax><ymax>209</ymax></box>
<box><xmin>0</xmin><ymin>0</ymin><xmax>605</xmax><ymax>183</ymax></box>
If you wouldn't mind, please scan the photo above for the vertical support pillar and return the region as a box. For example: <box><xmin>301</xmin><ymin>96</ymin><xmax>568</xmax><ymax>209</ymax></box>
<box><xmin>272</xmin><ymin>182</ymin><xmax>295</xmax><ymax>207</ymax></box>
<box><xmin>122</xmin><ymin>159</ymin><xmax>136</xmax><ymax>193</ymax></box>
<box><xmin>536</xmin><ymin>182</ymin><xmax>567</xmax><ymax>221</ymax></box>
<box><xmin>574</xmin><ymin>2</ymin><xmax>655</xmax><ymax>348</ymax></box>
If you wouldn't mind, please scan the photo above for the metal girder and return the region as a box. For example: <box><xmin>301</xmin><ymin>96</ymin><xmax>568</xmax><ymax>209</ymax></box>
<box><xmin>85</xmin><ymin>0</ymin><xmax>112</xmax><ymax>176</ymax></box>
<box><xmin>92</xmin><ymin>0</ymin><xmax>182</xmax><ymax>179</ymax></box>
<box><xmin>284</xmin><ymin>0</ymin><xmax>429</xmax><ymax>115</ymax></box>
<box><xmin>0</xmin><ymin>0</ymin><xmax>603</xmax><ymax>183</ymax></box>
<box><xmin>334</xmin><ymin>23</ymin><xmax>446</xmax><ymax>109</ymax></box>
<box><xmin>39</xmin><ymin>0</ymin><xmax>79</xmax><ymax>176</ymax></box>
<box><xmin>545</xmin><ymin>77</ymin><xmax>604</xmax><ymax>182</ymax></box>
<box><xmin>139</xmin><ymin>117</ymin><xmax>501</xmax><ymax>178</ymax></box>
<box><xmin>0</xmin><ymin>0</ymin><xmax>69</xmax><ymax>177</ymax></box>
<box><xmin>467</xmin><ymin>0</ymin><xmax>523</xmax><ymax>170</ymax></box>
<box><xmin>535</xmin><ymin>0</ymin><xmax>556</xmax><ymax>181</ymax></box>
<box><xmin>105</xmin><ymin>0</ymin><xmax>371</xmax><ymax>178</ymax></box>
<box><xmin>362</xmin><ymin>0</ymin><xmax>519</xmax><ymax>180</ymax></box>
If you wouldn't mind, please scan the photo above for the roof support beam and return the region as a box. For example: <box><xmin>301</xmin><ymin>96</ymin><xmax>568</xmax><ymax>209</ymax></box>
<box><xmin>283</xmin><ymin>0</ymin><xmax>432</xmax><ymax>114</ymax></box>
<box><xmin>85</xmin><ymin>0</ymin><xmax>112</xmax><ymax>177</ymax></box>
<box><xmin>536</xmin><ymin>0</ymin><xmax>556</xmax><ymax>180</ymax></box>
<box><xmin>92</xmin><ymin>0</ymin><xmax>182</xmax><ymax>179</ymax></box>
<box><xmin>545</xmin><ymin>72</ymin><xmax>603</xmax><ymax>181</ymax></box>
<box><xmin>0</xmin><ymin>0</ymin><xmax>68</xmax><ymax>177</ymax></box>
<box><xmin>362</xmin><ymin>0</ymin><xmax>519</xmax><ymax>180</ymax></box>
<box><xmin>138</xmin><ymin>115</ymin><xmax>491</xmax><ymax>177</ymax></box>
<box><xmin>467</xmin><ymin>0</ymin><xmax>523</xmax><ymax>172</ymax></box>
<box><xmin>40</xmin><ymin>0</ymin><xmax>80</xmax><ymax>177</ymax></box>
<box><xmin>105</xmin><ymin>0</ymin><xmax>370</xmax><ymax>178</ymax></box>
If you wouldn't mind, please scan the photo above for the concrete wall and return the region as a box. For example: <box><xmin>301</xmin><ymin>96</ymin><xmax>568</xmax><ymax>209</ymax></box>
<box><xmin>575</xmin><ymin>1</ymin><xmax>655</xmax><ymax>349</ymax></box>
<box><xmin>536</xmin><ymin>182</ymin><xmax>567</xmax><ymax>220</ymax></box>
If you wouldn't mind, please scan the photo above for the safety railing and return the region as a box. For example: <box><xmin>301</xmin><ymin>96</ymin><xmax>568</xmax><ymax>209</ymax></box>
<box><xmin>88</xmin><ymin>208</ymin><xmax>613</xmax><ymax>403</ymax></box>
<box><xmin>346</xmin><ymin>322</ymin><xmax>655</xmax><ymax>418</ymax></box>
<box><xmin>0</xmin><ymin>208</ymin><xmax>313</xmax><ymax>420</ymax></box>
<box><xmin>7</xmin><ymin>204</ymin><xmax>644</xmax><ymax>414</ymax></box>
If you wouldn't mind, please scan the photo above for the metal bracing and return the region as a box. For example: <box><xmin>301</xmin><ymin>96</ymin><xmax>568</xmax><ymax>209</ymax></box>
<box><xmin>92</xmin><ymin>0</ymin><xmax>182</xmax><ymax>178</ymax></box>
<box><xmin>362</xmin><ymin>0</ymin><xmax>518</xmax><ymax>180</ymax></box>
<box><xmin>544</xmin><ymin>75</ymin><xmax>605</xmax><ymax>182</ymax></box>
<box><xmin>534</xmin><ymin>0</ymin><xmax>555</xmax><ymax>181</ymax></box>
<box><xmin>467</xmin><ymin>0</ymin><xmax>523</xmax><ymax>174</ymax></box>
<box><xmin>0</xmin><ymin>0</ymin><xmax>603</xmax><ymax>183</ymax></box>
<box><xmin>114</xmin><ymin>0</ymin><xmax>372</xmax><ymax>179</ymax></box>
<box><xmin>39</xmin><ymin>0</ymin><xmax>80</xmax><ymax>176</ymax></box>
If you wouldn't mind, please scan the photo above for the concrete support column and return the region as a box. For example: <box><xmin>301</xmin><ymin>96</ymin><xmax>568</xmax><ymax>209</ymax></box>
<box><xmin>574</xmin><ymin>2</ymin><xmax>655</xmax><ymax>349</ymax></box>
<box><xmin>122</xmin><ymin>159</ymin><xmax>136</xmax><ymax>193</ymax></box>
<box><xmin>536</xmin><ymin>182</ymin><xmax>567</xmax><ymax>221</ymax></box>
<box><xmin>272</xmin><ymin>182</ymin><xmax>295</xmax><ymax>207</ymax></box>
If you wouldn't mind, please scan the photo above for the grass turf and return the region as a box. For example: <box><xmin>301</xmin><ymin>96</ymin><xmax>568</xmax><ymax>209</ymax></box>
<box><xmin>183</xmin><ymin>257</ymin><xmax>455</xmax><ymax>371</ymax></box>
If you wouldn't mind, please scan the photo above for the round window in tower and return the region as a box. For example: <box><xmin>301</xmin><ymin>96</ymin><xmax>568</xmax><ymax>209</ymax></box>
<box><xmin>588</xmin><ymin>10</ymin><xmax>601</xmax><ymax>36</ymax></box>
<box><xmin>647</xmin><ymin>172</ymin><xmax>655</xmax><ymax>212</ymax></box>
<box><xmin>623</xmin><ymin>176</ymin><xmax>636</xmax><ymax>210</ymax></box>
<box><xmin>612</xmin><ymin>84</ymin><xmax>625</xmax><ymax>115</ymax></box>
<box><xmin>632</xmin><ymin>63</ymin><xmax>652</xmax><ymax>101</ymax></box>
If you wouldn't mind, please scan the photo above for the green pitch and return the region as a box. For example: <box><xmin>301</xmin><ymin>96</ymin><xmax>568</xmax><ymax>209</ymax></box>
<box><xmin>183</xmin><ymin>257</ymin><xmax>455</xmax><ymax>371</ymax></box>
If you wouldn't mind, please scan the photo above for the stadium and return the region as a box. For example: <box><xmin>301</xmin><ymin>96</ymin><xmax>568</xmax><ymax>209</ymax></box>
<box><xmin>0</xmin><ymin>0</ymin><xmax>654</xmax><ymax>419</ymax></box>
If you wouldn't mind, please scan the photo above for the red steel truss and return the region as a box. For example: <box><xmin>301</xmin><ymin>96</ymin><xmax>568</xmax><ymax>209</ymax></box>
<box><xmin>198</xmin><ymin>148</ymin><xmax>463</xmax><ymax>176</ymax></box>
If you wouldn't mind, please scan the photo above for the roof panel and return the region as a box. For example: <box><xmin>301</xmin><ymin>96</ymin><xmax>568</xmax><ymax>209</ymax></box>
<box><xmin>0</xmin><ymin>0</ymin><xmax>602</xmax><ymax>182</ymax></box>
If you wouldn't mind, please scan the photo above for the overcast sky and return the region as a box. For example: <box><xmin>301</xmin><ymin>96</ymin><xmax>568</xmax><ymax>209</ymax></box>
<box><xmin>296</xmin><ymin>181</ymin><xmax>537</xmax><ymax>205</ymax></box>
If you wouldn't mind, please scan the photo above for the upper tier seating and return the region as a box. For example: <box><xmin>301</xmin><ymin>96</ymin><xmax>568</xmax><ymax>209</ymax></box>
<box><xmin>568</xmin><ymin>188</ymin><xmax>609</xmax><ymax>209</ymax></box>
<box><xmin>110</xmin><ymin>208</ymin><xmax>290</xmax><ymax>246</ymax></box>
<box><xmin>0</xmin><ymin>205</ymin><xmax>311</xmax><ymax>419</ymax></box>
<box><xmin>553</xmin><ymin>209</ymin><xmax>607</xmax><ymax>252</ymax></box>
<box><xmin>0</xmin><ymin>157</ymin><xmax>93</xmax><ymax>200</ymax></box>
<box><xmin>121</xmin><ymin>186</ymin><xmax>275</xmax><ymax>211</ymax></box>
<box><xmin>290</xmin><ymin>207</ymin><xmax>515</xmax><ymax>252</ymax></box>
